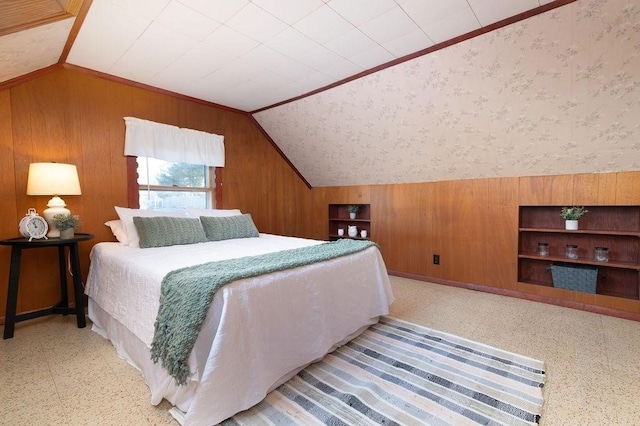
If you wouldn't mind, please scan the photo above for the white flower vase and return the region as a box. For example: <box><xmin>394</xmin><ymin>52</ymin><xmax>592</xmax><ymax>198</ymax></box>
<box><xmin>565</xmin><ymin>220</ymin><xmax>578</xmax><ymax>230</ymax></box>
<box><xmin>349</xmin><ymin>212</ymin><xmax>356</xmax><ymax>219</ymax></box>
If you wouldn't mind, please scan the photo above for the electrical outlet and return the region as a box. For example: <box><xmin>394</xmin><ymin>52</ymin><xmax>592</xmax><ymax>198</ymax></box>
<box><xmin>433</xmin><ymin>254</ymin><xmax>440</xmax><ymax>265</ymax></box>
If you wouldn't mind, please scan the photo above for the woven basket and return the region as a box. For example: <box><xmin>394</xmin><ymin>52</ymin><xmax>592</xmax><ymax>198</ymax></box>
<box><xmin>550</xmin><ymin>263</ymin><xmax>597</xmax><ymax>293</ymax></box>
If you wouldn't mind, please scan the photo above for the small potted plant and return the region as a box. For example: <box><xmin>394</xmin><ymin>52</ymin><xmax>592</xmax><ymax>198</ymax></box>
<box><xmin>560</xmin><ymin>206</ymin><xmax>587</xmax><ymax>230</ymax></box>
<box><xmin>52</xmin><ymin>213</ymin><xmax>81</xmax><ymax>239</ymax></box>
<box><xmin>347</xmin><ymin>205</ymin><xmax>360</xmax><ymax>219</ymax></box>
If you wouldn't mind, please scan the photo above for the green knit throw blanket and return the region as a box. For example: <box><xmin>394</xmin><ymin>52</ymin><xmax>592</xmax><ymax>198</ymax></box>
<box><xmin>150</xmin><ymin>238</ymin><xmax>378</xmax><ymax>385</ymax></box>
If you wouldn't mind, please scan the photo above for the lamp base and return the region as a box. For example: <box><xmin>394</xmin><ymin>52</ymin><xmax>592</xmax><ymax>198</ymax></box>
<box><xmin>43</xmin><ymin>196</ymin><xmax>69</xmax><ymax>238</ymax></box>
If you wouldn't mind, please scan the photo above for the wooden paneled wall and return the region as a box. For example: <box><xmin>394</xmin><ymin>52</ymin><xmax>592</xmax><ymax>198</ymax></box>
<box><xmin>0</xmin><ymin>68</ymin><xmax>314</xmax><ymax>319</ymax></box>
<box><xmin>2</xmin><ymin>67</ymin><xmax>639</xmax><ymax>322</ymax></box>
<box><xmin>311</xmin><ymin>171</ymin><xmax>640</xmax><ymax>317</ymax></box>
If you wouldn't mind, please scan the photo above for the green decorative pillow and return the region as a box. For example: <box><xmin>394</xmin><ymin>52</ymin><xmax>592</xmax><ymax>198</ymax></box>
<box><xmin>133</xmin><ymin>216</ymin><xmax>207</xmax><ymax>248</ymax></box>
<box><xmin>200</xmin><ymin>214</ymin><xmax>259</xmax><ymax>241</ymax></box>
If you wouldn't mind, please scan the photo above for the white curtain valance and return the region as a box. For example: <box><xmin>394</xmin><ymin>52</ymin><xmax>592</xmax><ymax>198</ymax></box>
<box><xmin>124</xmin><ymin>117</ymin><xmax>225</xmax><ymax>167</ymax></box>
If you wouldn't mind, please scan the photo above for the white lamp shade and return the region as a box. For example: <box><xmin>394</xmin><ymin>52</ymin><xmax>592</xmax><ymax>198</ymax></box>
<box><xmin>26</xmin><ymin>162</ymin><xmax>81</xmax><ymax>238</ymax></box>
<box><xmin>26</xmin><ymin>163</ymin><xmax>82</xmax><ymax>196</ymax></box>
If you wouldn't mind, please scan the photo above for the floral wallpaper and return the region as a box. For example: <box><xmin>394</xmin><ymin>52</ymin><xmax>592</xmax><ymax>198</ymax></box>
<box><xmin>254</xmin><ymin>0</ymin><xmax>640</xmax><ymax>187</ymax></box>
<box><xmin>0</xmin><ymin>18</ymin><xmax>75</xmax><ymax>83</ymax></box>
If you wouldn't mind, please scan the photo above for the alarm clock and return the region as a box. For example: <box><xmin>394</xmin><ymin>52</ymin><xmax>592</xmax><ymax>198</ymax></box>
<box><xmin>19</xmin><ymin>208</ymin><xmax>49</xmax><ymax>241</ymax></box>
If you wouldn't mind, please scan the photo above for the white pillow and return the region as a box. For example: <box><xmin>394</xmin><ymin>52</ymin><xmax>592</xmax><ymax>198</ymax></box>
<box><xmin>114</xmin><ymin>206</ymin><xmax>186</xmax><ymax>248</ymax></box>
<box><xmin>104</xmin><ymin>220</ymin><xmax>129</xmax><ymax>245</ymax></box>
<box><xmin>186</xmin><ymin>208</ymin><xmax>242</xmax><ymax>218</ymax></box>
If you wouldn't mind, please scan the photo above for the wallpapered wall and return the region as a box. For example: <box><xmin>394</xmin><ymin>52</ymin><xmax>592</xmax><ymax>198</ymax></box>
<box><xmin>254</xmin><ymin>0</ymin><xmax>640</xmax><ymax>187</ymax></box>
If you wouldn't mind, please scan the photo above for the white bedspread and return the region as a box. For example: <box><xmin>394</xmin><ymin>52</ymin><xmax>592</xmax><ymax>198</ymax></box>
<box><xmin>86</xmin><ymin>234</ymin><xmax>393</xmax><ymax>426</ymax></box>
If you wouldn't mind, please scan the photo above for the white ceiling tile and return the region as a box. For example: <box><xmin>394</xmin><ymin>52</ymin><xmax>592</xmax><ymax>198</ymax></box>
<box><xmin>359</xmin><ymin>7</ymin><xmax>418</xmax><ymax>44</ymax></box>
<box><xmin>201</xmin><ymin>59</ymin><xmax>255</xmax><ymax>87</ymax></box>
<box><xmin>249</xmin><ymin>69</ymin><xmax>292</xmax><ymax>90</ymax></box>
<box><xmin>267</xmin><ymin>83</ymin><xmax>312</xmax><ymax>102</ymax></box>
<box><xmin>468</xmin><ymin>0</ymin><xmax>539</xmax><ymax>26</ymax></box>
<box><xmin>401</xmin><ymin>0</ymin><xmax>472</xmax><ymax>27</ymax></box>
<box><xmin>110</xmin><ymin>22</ymin><xmax>197</xmax><ymax>80</ymax></box>
<box><xmin>420</xmin><ymin>8</ymin><xmax>481</xmax><ymax>44</ymax></box>
<box><xmin>251</xmin><ymin>0</ymin><xmax>324</xmax><ymax>25</ymax></box>
<box><xmin>293</xmin><ymin>5</ymin><xmax>354</xmax><ymax>44</ymax></box>
<box><xmin>285</xmin><ymin>71</ymin><xmax>335</xmax><ymax>94</ymax></box>
<box><xmin>67</xmin><ymin>1</ymin><xmax>149</xmax><ymax>70</ymax></box>
<box><xmin>265</xmin><ymin>28</ymin><xmax>320</xmax><ymax>59</ymax></box>
<box><xmin>201</xmin><ymin>87</ymin><xmax>252</xmax><ymax>109</ymax></box>
<box><xmin>295</xmin><ymin>45</ymin><xmax>346</xmax><ymax>70</ymax></box>
<box><xmin>327</xmin><ymin>0</ymin><xmax>397</xmax><ymax>26</ymax></box>
<box><xmin>324</xmin><ymin>28</ymin><xmax>377</xmax><ymax>58</ymax></box>
<box><xmin>202</xmin><ymin>25</ymin><xmax>259</xmax><ymax>56</ymax></box>
<box><xmin>154</xmin><ymin>43</ymin><xmax>235</xmax><ymax>86</ymax></box>
<box><xmin>106</xmin><ymin>0</ymin><xmax>170</xmax><ymax>20</ymax></box>
<box><xmin>155</xmin><ymin>1</ymin><xmax>220</xmax><ymax>41</ymax></box>
<box><xmin>214</xmin><ymin>83</ymin><xmax>281</xmax><ymax>110</ymax></box>
<box><xmin>177</xmin><ymin>0</ymin><xmax>249</xmax><ymax>22</ymax></box>
<box><xmin>225</xmin><ymin>3</ymin><xmax>288</xmax><ymax>42</ymax></box>
<box><xmin>382</xmin><ymin>29</ymin><xmax>433</xmax><ymax>57</ymax></box>
<box><xmin>242</xmin><ymin>45</ymin><xmax>315</xmax><ymax>80</ymax></box>
<box><xmin>321</xmin><ymin>58</ymin><xmax>362</xmax><ymax>80</ymax></box>
<box><xmin>349</xmin><ymin>44</ymin><xmax>395</xmax><ymax>69</ymax></box>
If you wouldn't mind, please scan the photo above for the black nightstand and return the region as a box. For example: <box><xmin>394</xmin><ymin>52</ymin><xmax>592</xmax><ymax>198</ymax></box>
<box><xmin>0</xmin><ymin>233</ymin><xmax>94</xmax><ymax>339</ymax></box>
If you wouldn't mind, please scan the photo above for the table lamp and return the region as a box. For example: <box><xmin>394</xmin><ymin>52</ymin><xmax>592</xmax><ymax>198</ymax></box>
<box><xmin>26</xmin><ymin>162</ymin><xmax>82</xmax><ymax>238</ymax></box>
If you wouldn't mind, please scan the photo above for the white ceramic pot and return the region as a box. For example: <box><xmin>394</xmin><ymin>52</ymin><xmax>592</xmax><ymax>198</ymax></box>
<box><xmin>60</xmin><ymin>228</ymin><xmax>75</xmax><ymax>239</ymax></box>
<box><xmin>565</xmin><ymin>220</ymin><xmax>578</xmax><ymax>230</ymax></box>
<box><xmin>348</xmin><ymin>225</ymin><xmax>358</xmax><ymax>237</ymax></box>
<box><xmin>349</xmin><ymin>212</ymin><xmax>356</xmax><ymax>219</ymax></box>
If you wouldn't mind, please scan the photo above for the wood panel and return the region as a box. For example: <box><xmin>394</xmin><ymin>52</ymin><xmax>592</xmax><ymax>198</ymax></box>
<box><xmin>430</xmin><ymin>179</ymin><xmax>490</xmax><ymax>284</ymax></box>
<box><xmin>370</xmin><ymin>183</ymin><xmax>430</xmax><ymax>274</ymax></box>
<box><xmin>9</xmin><ymin>73</ymin><xmax>77</xmax><ymax>313</ymax></box>
<box><xmin>484</xmin><ymin>178</ymin><xmax>519</xmax><ymax>289</ymax></box>
<box><xmin>519</xmin><ymin>174</ymin><xmax>574</xmax><ymax>205</ymax></box>
<box><xmin>0</xmin><ymin>67</ymin><xmax>313</xmax><ymax>320</ymax></box>
<box><xmin>0</xmin><ymin>0</ymin><xmax>68</xmax><ymax>35</ymax></box>
<box><xmin>310</xmin><ymin>186</ymin><xmax>370</xmax><ymax>241</ymax></box>
<box><xmin>0</xmin><ymin>90</ymin><xmax>17</xmax><ymax>317</ymax></box>
<box><xmin>324</xmin><ymin>171</ymin><xmax>639</xmax><ymax>317</ymax></box>
<box><xmin>616</xmin><ymin>171</ymin><xmax>640</xmax><ymax>204</ymax></box>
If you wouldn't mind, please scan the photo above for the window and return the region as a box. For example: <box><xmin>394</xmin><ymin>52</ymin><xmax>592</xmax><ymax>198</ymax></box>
<box><xmin>137</xmin><ymin>157</ymin><xmax>216</xmax><ymax>210</ymax></box>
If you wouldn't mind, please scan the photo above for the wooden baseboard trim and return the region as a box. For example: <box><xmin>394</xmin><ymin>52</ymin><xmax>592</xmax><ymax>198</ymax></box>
<box><xmin>387</xmin><ymin>270</ymin><xmax>640</xmax><ymax>322</ymax></box>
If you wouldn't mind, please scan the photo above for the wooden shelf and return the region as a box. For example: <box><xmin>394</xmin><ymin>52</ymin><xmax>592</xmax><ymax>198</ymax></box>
<box><xmin>518</xmin><ymin>205</ymin><xmax>640</xmax><ymax>301</ymax></box>
<box><xmin>329</xmin><ymin>218</ymin><xmax>370</xmax><ymax>223</ymax></box>
<box><xmin>329</xmin><ymin>234</ymin><xmax>370</xmax><ymax>241</ymax></box>
<box><xmin>518</xmin><ymin>254</ymin><xmax>640</xmax><ymax>270</ymax></box>
<box><xmin>519</xmin><ymin>227</ymin><xmax>640</xmax><ymax>237</ymax></box>
<box><xmin>328</xmin><ymin>204</ymin><xmax>371</xmax><ymax>241</ymax></box>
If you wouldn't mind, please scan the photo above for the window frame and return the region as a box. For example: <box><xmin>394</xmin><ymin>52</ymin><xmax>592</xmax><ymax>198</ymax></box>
<box><xmin>126</xmin><ymin>156</ymin><xmax>223</xmax><ymax>209</ymax></box>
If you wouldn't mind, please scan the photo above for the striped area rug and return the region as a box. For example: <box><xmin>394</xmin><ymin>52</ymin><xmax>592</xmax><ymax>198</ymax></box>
<box><xmin>221</xmin><ymin>317</ymin><xmax>545</xmax><ymax>425</ymax></box>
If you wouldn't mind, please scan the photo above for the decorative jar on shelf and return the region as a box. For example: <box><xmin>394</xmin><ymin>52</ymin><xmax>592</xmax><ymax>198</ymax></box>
<box><xmin>537</xmin><ymin>242</ymin><xmax>549</xmax><ymax>256</ymax></box>
<box><xmin>594</xmin><ymin>247</ymin><xmax>609</xmax><ymax>262</ymax></box>
<box><xmin>348</xmin><ymin>225</ymin><xmax>358</xmax><ymax>237</ymax></box>
<box><xmin>565</xmin><ymin>244</ymin><xmax>578</xmax><ymax>259</ymax></box>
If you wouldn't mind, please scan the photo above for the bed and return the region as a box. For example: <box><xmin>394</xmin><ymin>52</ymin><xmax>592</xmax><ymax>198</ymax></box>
<box><xmin>85</xmin><ymin>214</ymin><xmax>393</xmax><ymax>426</ymax></box>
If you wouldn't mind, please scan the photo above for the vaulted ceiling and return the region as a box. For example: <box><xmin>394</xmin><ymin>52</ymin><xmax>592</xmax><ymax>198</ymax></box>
<box><xmin>2</xmin><ymin>0</ymin><xmax>638</xmax><ymax>187</ymax></box>
<box><xmin>2</xmin><ymin>0</ymin><xmax>557</xmax><ymax>111</ymax></box>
